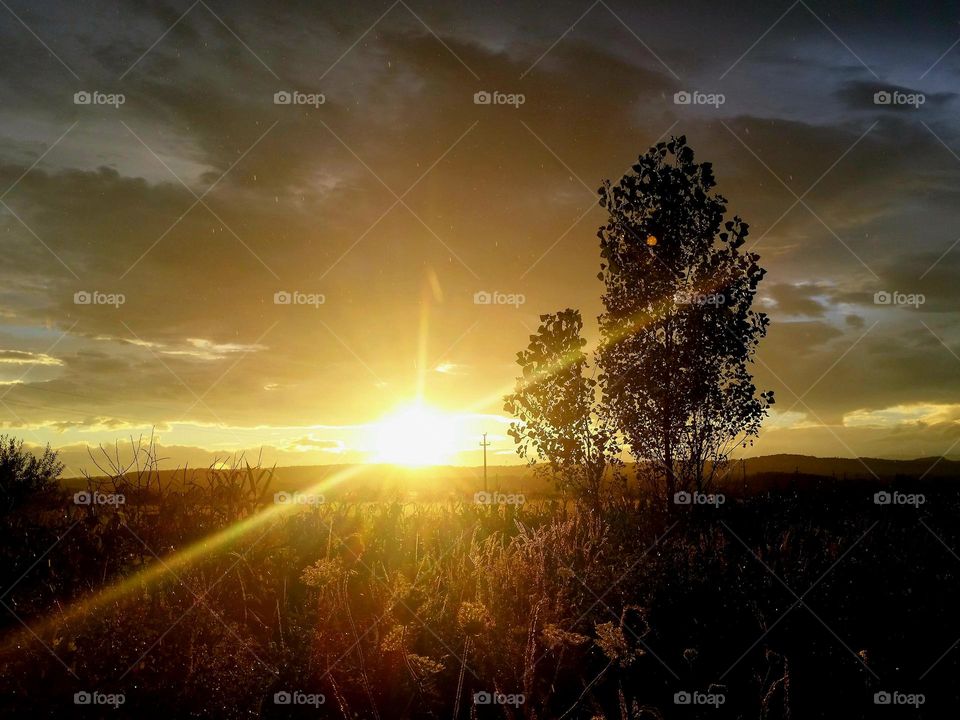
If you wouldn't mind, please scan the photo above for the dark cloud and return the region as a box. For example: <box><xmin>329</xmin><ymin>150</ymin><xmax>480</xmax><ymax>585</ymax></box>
<box><xmin>835</xmin><ymin>80</ymin><xmax>955</xmax><ymax>112</ymax></box>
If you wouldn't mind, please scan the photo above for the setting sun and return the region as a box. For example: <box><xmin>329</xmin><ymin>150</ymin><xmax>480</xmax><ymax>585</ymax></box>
<box><xmin>371</xmin><ymin>404</ymin><xmax>458</xmax><ymax>466</ymax></box>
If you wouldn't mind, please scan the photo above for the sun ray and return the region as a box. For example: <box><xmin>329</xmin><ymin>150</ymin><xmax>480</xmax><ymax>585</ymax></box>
<box><xmin>0</xmin><ymin>464</ymin><xmax>366</xmax><ymax>656</ymax></box>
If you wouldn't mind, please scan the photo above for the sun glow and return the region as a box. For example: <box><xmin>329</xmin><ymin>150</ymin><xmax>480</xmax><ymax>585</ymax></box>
<box><xmin>371</xmin><ymin>403</ymin><xmax>458</xmax><ymax>466</ymax></box>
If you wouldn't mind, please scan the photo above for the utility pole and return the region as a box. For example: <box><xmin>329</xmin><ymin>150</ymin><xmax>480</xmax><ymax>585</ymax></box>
<box><xmin>480</xmin><ymin>433</ymin><xmax>491</xmax><ymax>492</ymax></box>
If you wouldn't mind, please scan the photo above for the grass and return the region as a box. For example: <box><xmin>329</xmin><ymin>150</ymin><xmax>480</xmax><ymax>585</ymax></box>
<box><xmin>0</xmin><ymin>454</ymin><xmax>957</xmax><ymax>717</ymax></box>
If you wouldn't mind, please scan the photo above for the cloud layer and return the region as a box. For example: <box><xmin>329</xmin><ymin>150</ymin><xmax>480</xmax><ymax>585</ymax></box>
<box><xmin>1</xmin><ymin>0</ymin><xmax>959</xmax><ymax>463</ymax></box>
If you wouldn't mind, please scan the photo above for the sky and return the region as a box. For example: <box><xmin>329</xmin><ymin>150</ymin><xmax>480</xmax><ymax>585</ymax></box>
<box><xmin>1</xmin><ymin>0</ymin><xmax>959</xmax><ymax>473</ymax></box>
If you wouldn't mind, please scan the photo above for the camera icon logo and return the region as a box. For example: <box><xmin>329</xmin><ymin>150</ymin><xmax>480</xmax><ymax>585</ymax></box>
<box><xmin>473</xmin><ymin>290</ymin><xmax>492</xmax><ymax>305</ymax></box>
<box><xmin>74</xmin><ymin>691</ymin><xmax>92</xmax><ymax>705</ymax></box>
<box><xmin>473</xmin><ymin>691</ymin><xmax>492</xmax><ymax>704</ymax></box>
<box><xmin>673</xmin><ymin>91</ymin><xmax>691</xmax><ymax>105</ymax></box>
<box><xmin>873</xmin><ymin>91</ymin><xmax>892</xmax><ymax>105</ymax></box>
<box><xmin>74</xmin><ymin>291</ymin><xmax>92</xmax><ymax>305</ymax></box>
<box><xmin>674</xmin><ymin>691</ymin><xmax>692</xmax><ymax>704</ymax></box>
<box><xmin>473</xmin><ymin>91</ymin><xmax>492</xmax><ymax>105</ymax></box>
<box><xmin>874</xmin><ymin>691</ymin><xmax>891</xmax><ymax>704</ymax></box>
<box><xmin>274</xmin><ymin>91</ymin><xmax>292</xmax><ymax>105</ymax></box>
<box><xmin>274</xmin><ymin>691</ymin><xmax>292</xmax><ymax>704</ymax></box>
<box><xmin>274</xmin><ymin>291</ymin><xmax>292</xmax><ymax>305</ymax></box>
<box><xmin>73</xmin><ymin>91</ymin><xmax>92</xmax><ymax>105</ymax></box>
<box><xmin>873</xmin><ymin>290</ymin><xmax>891</xmax><ymax>305</ymax></box>
<box><xmin>274</xmin><ymin>492</ymin><xmax>291</xmax><ymax>505</ymax></box>
<box><xmin>74</xmin><ymin>491</ymin><xmax>92</xmax><ymax>505</ymax></box>
<box><xmin>874</xmin><ymin>491</ymin><xmax>891</xmax><ymax>505</ymax></box>
<box><xmin>673</xmin><ymin>491</ymin><xmax>692</xmax><ymax>505</ymax></box>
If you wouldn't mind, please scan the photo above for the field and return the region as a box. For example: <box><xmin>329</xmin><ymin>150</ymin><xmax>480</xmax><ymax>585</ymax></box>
<box><xmin>1</xmin><ymin>451</ymin><xmax>957</xmax><ymax>718</ymax></box>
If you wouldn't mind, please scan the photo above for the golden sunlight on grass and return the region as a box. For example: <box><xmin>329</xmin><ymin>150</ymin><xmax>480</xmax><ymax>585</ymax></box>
<box><xmin>371</xmin><ymin>402</ymin><xmax>458</xmax><ymax>466</ymax></box>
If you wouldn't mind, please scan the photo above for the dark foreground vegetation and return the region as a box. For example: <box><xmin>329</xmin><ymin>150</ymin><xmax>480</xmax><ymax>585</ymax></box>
<box><xmin>0</xmin><ymin>437</ymin><xmax>957</xmax><ymax>718</ymax></box>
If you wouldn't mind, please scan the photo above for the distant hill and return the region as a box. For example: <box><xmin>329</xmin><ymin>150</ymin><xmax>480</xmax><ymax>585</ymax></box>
<box><xmin>60</xmin><ymin>462</ymin><xmax>548</xmax><ymax>499</ymax></box>
<box><xmin>727</xmin><ymin>453</ymin><xmax>960</xmax><ymax>480</ymax></box>
<box><xmin>61</xmin><ymin>454</ymin><xmax>960</xmax><ymax>499</ymax></box>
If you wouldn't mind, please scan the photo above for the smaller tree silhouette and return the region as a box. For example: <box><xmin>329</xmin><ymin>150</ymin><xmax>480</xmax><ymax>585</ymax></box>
<box><xmin>504</xmin><ymin>310</ymin><xmax>619</xmax><ymax>510</ymax></box>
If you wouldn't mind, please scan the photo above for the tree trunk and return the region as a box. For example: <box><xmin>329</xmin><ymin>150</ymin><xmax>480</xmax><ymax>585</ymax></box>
<box><xmin>664</xmin><ymin>442</ymin><xmax>676</xmax><ymax>514</ymax></box>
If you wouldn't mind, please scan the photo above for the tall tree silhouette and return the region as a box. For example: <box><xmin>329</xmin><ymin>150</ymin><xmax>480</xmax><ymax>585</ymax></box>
<box><xmin>596</xmin><ymin>136</ymin><xmax>773</xmax><ymax>501</ymax></box>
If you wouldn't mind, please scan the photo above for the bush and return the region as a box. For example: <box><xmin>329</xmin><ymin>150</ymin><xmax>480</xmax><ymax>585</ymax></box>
<box><xmin>0</xmin><ymin>435</ymin><xmax>63</xmax><ymax>513</ymax></box>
